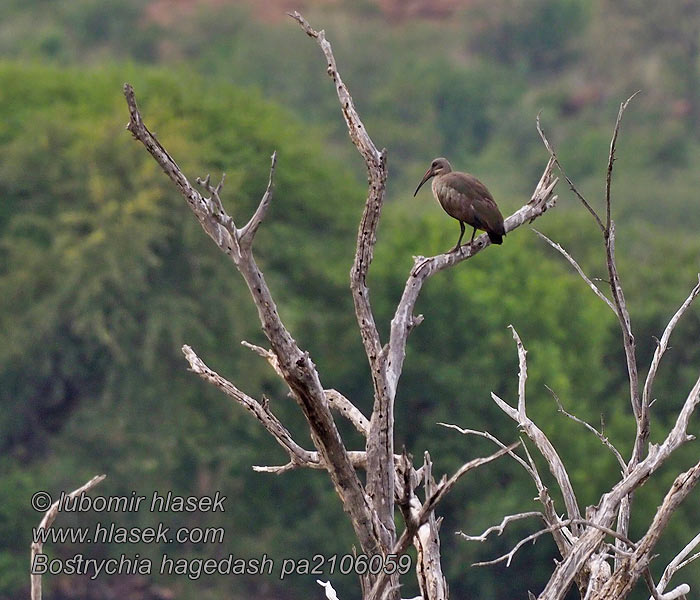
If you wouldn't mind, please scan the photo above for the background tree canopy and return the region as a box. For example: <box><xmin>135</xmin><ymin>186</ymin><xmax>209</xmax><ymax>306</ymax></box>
<box><xmin>1</xmin><ymin>2</ymin><xmax>699</xmax><ymax>599</ymax></box>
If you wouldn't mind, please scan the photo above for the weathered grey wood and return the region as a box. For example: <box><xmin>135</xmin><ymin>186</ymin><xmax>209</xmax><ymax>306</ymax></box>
<box><xmin>31</xmin><ymin>475</ymin><xmax>106</xmax><ymax>600</ymax></box>
<box><xmin>535</xmin><ymin>98</ymin><xmax>700</xmax><ymax>598</ymax></box>
<box><xmin>641</xmin><ymin>276</ymin><xmax>700</xmax><ymax>424</ymax></box>
<box><xmin>241</xmin><ymin>340</ymin><xmax>371</xmax><ymax>436</ymax></box>
<box><xmin>537</xmin><ymin>373</ymin><xmax>700</xmax><ymax>600</ymax></box>
<box><xmin>653</xmin><ymin>532</ymin><xmax>700</xmax><ymax>598</ymax></box>
<box><xmin>492</xmin><ymin>327</ymin><xmax>582</xmax><ymax>535</ymax></box>
<box><xmin>123</xmin><ymin>17</ymin><xmax>700</xmax><ymax>600</ymax></box>
<box><xmin>124</xmin><ymin>84</ymin><xmax>383</xmax><ymax>559</ymax></box>
<box><xmin>289</xmin><ymin>11</ymin><xmax>397</xmax><ymax>553</ymax></box>
<box><xmin>369</xmin><ymin>446</ymin><xmax>515</xmax><ymax>600</ymax></box>
<box><xmin>594</xmin><ymin>460</ymin><xmax>700</xmax><ymax>599</ymax></box>
<box><xmin>124</xmin><ymin>66</ymin><xmax>562</xmax><ymax>598</ymax></box>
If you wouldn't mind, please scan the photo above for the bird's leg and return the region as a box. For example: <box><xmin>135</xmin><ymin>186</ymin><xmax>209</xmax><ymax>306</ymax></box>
<box><xmin>470</xmin><ymin>226</ymin><xmax>477</xmax><ymax>243</ymax></box>
<box><xmin>451</xmin><ymin>221</ymin><xmax>466</xmax><ymax>253</ymax></box>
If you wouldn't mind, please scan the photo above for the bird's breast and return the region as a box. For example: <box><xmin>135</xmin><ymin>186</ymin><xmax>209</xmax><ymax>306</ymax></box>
<box><xmin>432</xmin><ymin>177</ymin><xmax>472</xmax><ymax>222</ymax></box>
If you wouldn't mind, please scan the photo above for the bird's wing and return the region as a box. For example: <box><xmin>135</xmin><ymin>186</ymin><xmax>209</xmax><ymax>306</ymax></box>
<box><xmin>473</xmin><ymin>195</ymin><xmax>506</xmax><ymax>235</ymax></box>
<box><xmin>444</xmin><ymin>172</ymin><xmax>495</xmax><ymax>203</ymax></box>
<box><xmin>444</xmin><ymin>172</ymin><xmax>505</xmax><ymax>234</ymax></box>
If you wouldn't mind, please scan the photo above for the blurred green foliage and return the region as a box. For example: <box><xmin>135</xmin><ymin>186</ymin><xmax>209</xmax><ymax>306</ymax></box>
<box><xmin>1</xmin><ymin>1</ymin><xmax>700</xmax><ymax>600</ymax></box>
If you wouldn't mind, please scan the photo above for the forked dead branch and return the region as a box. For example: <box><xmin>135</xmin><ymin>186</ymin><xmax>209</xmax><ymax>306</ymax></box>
<box><xmin>123</xmin><ymin>11</ymin><xmax>698</xmax><ymax>600</ymax></box>
<box><xmin>452</xmin><ymin>99</ymin><xmax>700</xmax><ymax>600</ymax></box>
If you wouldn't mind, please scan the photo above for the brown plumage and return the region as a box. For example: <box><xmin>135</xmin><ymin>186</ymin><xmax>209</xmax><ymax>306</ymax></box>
<box><xmin>414</xmin><ymin>157</ymin><xmax>505</xmax><ymax>252</ymax></box>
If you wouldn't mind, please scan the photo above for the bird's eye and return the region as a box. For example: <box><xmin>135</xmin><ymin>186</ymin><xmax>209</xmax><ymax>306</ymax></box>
<box><xmin>431</xmin><ymin>161</ymin><xmax>438</xmax><ymax>168</ymax></box>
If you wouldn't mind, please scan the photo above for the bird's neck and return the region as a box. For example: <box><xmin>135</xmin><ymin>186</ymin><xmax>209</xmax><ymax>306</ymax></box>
<box><xmin>431</xmin><ymin>176</ymin><xmax>442</xmax><ymax>198</ymax></box>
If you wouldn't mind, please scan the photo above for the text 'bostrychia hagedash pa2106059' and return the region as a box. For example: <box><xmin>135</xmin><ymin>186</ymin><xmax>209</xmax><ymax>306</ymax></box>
<box><xmin>414</xmin><ymin>157</ymin><xmax>506</xmax><ymax>252</ymax></box>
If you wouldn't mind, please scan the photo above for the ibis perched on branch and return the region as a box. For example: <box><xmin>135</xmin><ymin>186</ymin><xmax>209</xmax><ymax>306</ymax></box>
<box><xmin>414</xmin><ymin>157</ymin><xmax>505</xmax><ymax>252</ymax></box>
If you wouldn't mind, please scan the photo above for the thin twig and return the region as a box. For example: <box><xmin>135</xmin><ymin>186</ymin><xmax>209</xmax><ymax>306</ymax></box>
<box><xmin>546</xmin><ymin>384</ymin><xmax>626</xmax><ymax>470</ymax></box>
<box><xmin>183</xmin><ymin>344</ymin><xmax>320</xmax><ymax>467</ymax></box>
<box><xmin>642</xmin><ymin>275</ymin><xmax>700</xmax><ymax>412</ymax></box>
<box><xmin>242</xmin><ymin>341</ymin><xmax>370</xmax><ymax>436</ymax></box>
<box><xmin>252</xmin><ymin>450</ymin><xmax>393</xmax><ymax>474</ymax></box>
<box><xmin>533</xmin><ymin>229</ymin><xmax>616</xmax><ymax>314</ymax></box>
<box><xmin>676</xmin><ymin>550</ymin><xmax>700</xmax><ymax>571</ymax></box>
<box><xmin>437</xmin><ymin>422</ymin><xmax>573</xmax><ymax>554</ymax></box>
<box><xmin>421</xmin><ymin>442</ymin><xmax>520</xmax><ymax>523</ymax></box>
<box><xmin>239</xmin><ymin>151</ymin><xmax>277</xmax><ymax>247</ymax></box>
<box><xmin>472</xmin><ymin>518</ymin><xmax>635</xmax><ymax>568</ymax></box>
<box><xmin>472</xmin><ymin>523</ymin><xmax>559</xmax><ymax>568</ymax></box>
<box><xmin>605</xmin><ymin>92</ymin><xmax>640</xmax><ymax>233</ymax></box>
<box><xmin>644</xmin><ymin>568</ymin><xmax>664</xmax><ymax>600</ymax></box>
<box><xmin>437</xmin><ymin>424</ymin><xmax>532</xmax><ymax>474</ymax></box>
<box><xmin>493</xmin><ymin>326</ymin><xmax>583</xmax><ymax>535</ymax></box>
<box><xmin>457</xmin><ymin>512</ymin><xmax>544</xmax><ymax>542</ymax></box>
<box><xmin>537</xmin><ymin>112</ymin><xmax>605</xmax><ymax>233</ymax></box>
<box><xmin>605</xmin><ymin>223</ymin><xmax>639</xmax><ymax>416</ymax></box>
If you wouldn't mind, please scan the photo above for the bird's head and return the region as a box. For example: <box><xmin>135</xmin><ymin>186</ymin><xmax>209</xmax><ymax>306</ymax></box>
<box><xmin>414</xmin><ymin>157</ymin><xmax>452</xmax><ymax>196</ymax></box>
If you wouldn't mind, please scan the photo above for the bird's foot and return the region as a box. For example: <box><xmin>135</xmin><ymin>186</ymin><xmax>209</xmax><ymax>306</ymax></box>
<box><xmin>449</xmin><ymin>244</ymin><xmax>462</xmax><ymax>253</ymax></box>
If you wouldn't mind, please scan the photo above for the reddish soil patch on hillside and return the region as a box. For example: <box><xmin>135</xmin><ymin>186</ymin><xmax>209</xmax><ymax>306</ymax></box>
<box><xmin>145</xmin><ymin>0</ymin><xmax>463</xmax><ymax>26</ymax></box>
<box><xmin>145</xmin><ymin>0</ymin><xmax>338</xmax><ymax>26</ymax></box>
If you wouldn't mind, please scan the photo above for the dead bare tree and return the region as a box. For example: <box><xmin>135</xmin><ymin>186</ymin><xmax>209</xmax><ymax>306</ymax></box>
<box><xmin>123</xmin><ymin>12</ymin><xmax>698</xmax><ymax>600</ymax></box>
<box><xmin>452</xmin><ymin>97</ymin><xmax>700</xmax><ymax>600</ymax></box>
<box><xmin>123</xmin><ymin>11</ymin><xmax>555</xmax><ymax>600</ymax></box>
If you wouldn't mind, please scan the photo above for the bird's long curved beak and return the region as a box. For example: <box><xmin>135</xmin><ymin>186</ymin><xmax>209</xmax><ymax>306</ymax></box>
<box><xmin>414</xmin><ymin>168</ymin><xmax>435</xmax><ymax>197</ymax></box>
